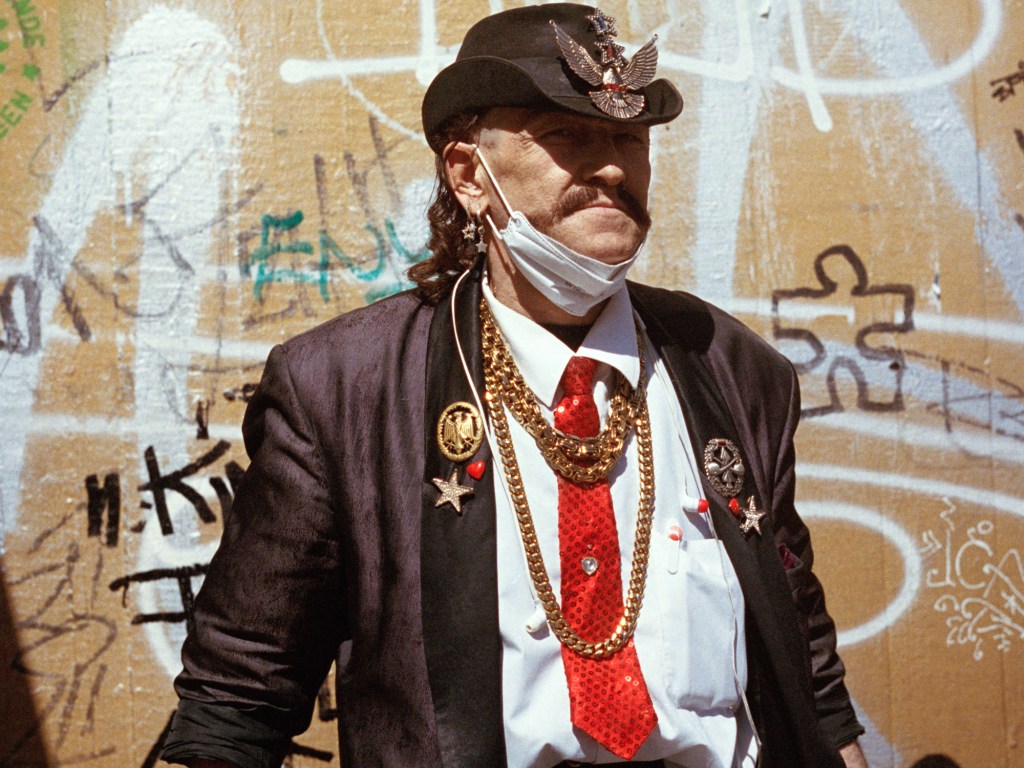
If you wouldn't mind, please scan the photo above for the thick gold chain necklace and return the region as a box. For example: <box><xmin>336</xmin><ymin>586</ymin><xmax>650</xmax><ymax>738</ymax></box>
<box><xmin>480</xmin><ymin>301</ymin><xmax>655</xmax><ymax>659</ymax></box>
<box><xmin>480</xmin><ymin>300</ymin><xmax>646</xmax><ymax>484</ymax></box>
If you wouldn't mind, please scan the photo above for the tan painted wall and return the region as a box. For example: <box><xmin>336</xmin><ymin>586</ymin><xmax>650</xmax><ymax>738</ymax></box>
<box><xmin>1</xmin><ymin>1</ymin><xmax>1022</xmax><ymax>766</ymax></box>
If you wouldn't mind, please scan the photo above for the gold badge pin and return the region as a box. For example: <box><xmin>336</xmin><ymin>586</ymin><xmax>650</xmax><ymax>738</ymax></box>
<box><xmin>436</xmin><ymin>401</ymin><xmax>484</xmax><ymax>462</ymax></box>
<box><xmin>703</xmin><ymin>438</ymin><xmax>745</xmax><ymax>498</ymax></box>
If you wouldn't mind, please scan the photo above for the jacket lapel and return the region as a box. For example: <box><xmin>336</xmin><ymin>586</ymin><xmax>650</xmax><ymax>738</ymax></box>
<box><xmin>628</xmin><ymin>285</ymin><xmax>768</xmax><ymax>589</ymax></box>
<box><xmin>629</xmin><ymin>284</ymin><xmax>843</xmax><ymax>767</ymax></box>
<box><xmin>420</xmin><ymin>269</ymin><xmax>507</xmax><ymax>767</ymax></box>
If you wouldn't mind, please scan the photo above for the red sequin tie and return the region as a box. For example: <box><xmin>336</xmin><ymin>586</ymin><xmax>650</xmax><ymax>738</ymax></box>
<box><xmin>556</xmin><ymin>356</ymin><xmax>657</xmax><ymax>759</ymax></box>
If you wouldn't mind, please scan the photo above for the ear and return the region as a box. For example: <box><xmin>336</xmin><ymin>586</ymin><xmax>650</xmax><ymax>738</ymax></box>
<box><xmin>444</xmin><ymin>141</ymin><xmax>487</xmax><ymax>215</ymax></box>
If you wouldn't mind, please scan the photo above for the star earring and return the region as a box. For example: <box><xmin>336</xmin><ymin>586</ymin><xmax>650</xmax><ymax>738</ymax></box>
<box><xmin>461</xmin><ymin>208</ymin><xmax>488</xmax><ymax>255</ymax></box>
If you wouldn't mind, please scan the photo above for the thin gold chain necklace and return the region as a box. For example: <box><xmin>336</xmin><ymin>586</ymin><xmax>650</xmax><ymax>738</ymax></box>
<box><xmin>480</xmin><ymin>300</ymin><xmax>655</xmax><ymax>659</ymax></box>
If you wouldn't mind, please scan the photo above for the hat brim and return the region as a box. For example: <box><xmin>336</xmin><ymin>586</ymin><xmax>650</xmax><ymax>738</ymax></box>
<box><xmin>422</xmin><ymin>56</ymin><xmax>683</xmax><ymax>153</ymax></box>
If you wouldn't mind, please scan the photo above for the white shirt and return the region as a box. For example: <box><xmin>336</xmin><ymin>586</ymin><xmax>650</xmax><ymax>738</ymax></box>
<box><xmin>483</xmin><ymin>282</ymin><xmax>758</xmax><ymax>768</ymax></box>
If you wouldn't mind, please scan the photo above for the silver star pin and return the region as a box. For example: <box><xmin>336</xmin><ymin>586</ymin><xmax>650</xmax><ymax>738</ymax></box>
<box><xmin>739</xmin><ymin>495</ymin><xmax>766</xmax><ymax>536</ymax></box>
<box><xmin>432</xmin><ymin>469</ymin><xmax>473</xmax><ymax>514</ymax></box>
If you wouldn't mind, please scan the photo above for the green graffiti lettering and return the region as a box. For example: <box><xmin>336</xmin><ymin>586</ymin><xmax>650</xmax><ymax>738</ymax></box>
<box><xmin>248</xmin><ymin>211</ymin><xmax>426</xmax><ymax>304</ymax></box>
<box><xmin>249</xmin><ymin>211</ymin><xmax>315</xmax><ymax>303</ymax></box>
<box><xmin>10</xmin><ymin>90</ymin><xmax>31</xmax><ymax>111</ymax></box>
<box><xmin>319</xmin><ymin>227</ymin><xmax>385</xmax><ymax>284</ymax></box>
<box><xmin>0</xmin><ymin>102</ymin><xmax>23</xmax><ymax>128</ymax></box>
<box><xmin>11</xmin><ymin>0</ymin><xmax>44</xmax><ymax>45</ymax></box>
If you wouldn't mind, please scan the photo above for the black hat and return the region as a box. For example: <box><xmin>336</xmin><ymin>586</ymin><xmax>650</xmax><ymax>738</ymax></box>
<box><xmin>421</xmin><ymin>3</ymin><xmax>683</xmax><ymax>153</ymax></box>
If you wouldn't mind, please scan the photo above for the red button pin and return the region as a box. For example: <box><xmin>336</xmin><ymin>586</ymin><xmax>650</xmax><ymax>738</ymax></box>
<box><xmin>466</xmin><ymin>460</ymin><xmax>486</xmax><ymax>480</ymax></box>
<box><xmin>667</xmin><ymin>524</ymin><xmax>683</xmax><ymax>574</ymax></box>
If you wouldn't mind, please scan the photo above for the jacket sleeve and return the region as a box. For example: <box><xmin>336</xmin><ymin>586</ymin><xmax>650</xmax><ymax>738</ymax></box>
<box><xmin>770</xmin><ymin>362</ymin><xmax>865</xmax><ymax>749</ymax></box>
<box><xmin>161</xmin><ymin>343</ymin><xmax>348</xmax><ymax>768</ymax></box>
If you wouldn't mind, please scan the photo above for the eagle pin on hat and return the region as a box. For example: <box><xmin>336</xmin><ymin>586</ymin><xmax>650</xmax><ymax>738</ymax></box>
<box><xmin>421</xmin><ymin>3</ymin><xmax>683</xmax><ymax>152</ymax></box>
<box><xmin>551</xmin><ymin>8</ymin><xmax>658</xmax><ymax>119</ymax></box>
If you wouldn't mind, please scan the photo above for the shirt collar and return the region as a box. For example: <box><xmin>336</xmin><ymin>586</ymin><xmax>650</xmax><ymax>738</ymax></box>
<box><xmin>482</xmin><ymin>279</ymin><xmax>640</xmax><ymax>408</ymax></box>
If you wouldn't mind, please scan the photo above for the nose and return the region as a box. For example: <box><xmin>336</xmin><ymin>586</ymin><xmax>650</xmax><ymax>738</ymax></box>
<box><xmin>581</xmin><ymin>135</ymin><xmax>627</xmax><ymax>187</ymax></box>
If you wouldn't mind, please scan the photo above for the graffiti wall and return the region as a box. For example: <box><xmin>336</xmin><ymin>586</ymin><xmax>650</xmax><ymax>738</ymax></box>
<box><xmin>1</xmin><ymin>0</ymin><xmax>1021</xmax><ymax>765</ymax></box>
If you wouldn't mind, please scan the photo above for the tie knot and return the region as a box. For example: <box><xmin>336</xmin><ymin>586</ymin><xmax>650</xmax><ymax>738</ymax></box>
<box><xmin>561</xmin><ymin>356</ymin><xmax>597</xmax><ymax>396</ymax></box>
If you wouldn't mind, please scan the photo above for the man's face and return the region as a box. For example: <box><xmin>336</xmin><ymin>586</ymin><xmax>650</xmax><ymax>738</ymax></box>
<box><xmin>476</xmin><ymin>108</ymin><xmax>652</xmax><ymax>265</ymax></box>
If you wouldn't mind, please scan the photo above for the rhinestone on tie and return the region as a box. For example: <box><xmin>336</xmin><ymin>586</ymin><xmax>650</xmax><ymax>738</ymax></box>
<box><xmin>581</xmin><ymin>556</ymin><xmax>599</xmax><ymax>576</ymax></box>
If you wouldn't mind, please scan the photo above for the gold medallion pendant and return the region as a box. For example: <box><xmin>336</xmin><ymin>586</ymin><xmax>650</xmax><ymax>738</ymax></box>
<box><xmin>436</xmin><ymin>401</ymin><xmax>485</xmax><ymax>462</ymax></box>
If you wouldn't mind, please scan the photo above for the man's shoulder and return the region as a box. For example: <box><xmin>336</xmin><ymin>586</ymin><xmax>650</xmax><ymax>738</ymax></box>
<box><xmin>281</xmin><ymin>287</ymin><xmax>433</xmax><ymax>355</ymax></box>
<box><xmin>627</xmin><ymin>281</ymin><xmax>771</xmax><ymax>347</ymax></box>
<box><xmin>627</xmin><ymin>281</ymin><xmax>794</xmax><ymax>380</ymax></box>
<box><xmin>266</xmin><ymin>288</ymin><xmax>436</xmax><ymax>386</ymax></box>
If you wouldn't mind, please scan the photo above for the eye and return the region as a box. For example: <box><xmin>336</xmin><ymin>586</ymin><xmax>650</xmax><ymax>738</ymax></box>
<box><xmin>540</xmin><ymin>126</ymin><xmax>578</xmax><ymax>141</ymax></box>
<box><xmin>616</xmin><ymin>131</ymin><xmax>649</xmax><ymax>147</ymax></box>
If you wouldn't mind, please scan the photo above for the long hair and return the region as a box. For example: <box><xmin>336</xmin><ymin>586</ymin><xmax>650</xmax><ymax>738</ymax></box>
<box><xmin>408</xmin><ymin>113</ymin><xmax>482</xmax><ymax>303</ymax></box>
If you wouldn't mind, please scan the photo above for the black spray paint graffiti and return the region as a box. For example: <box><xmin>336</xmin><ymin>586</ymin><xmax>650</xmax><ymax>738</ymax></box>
<box><xmin>989</xmin><ymin>59</ymin><xmax>1024</xmax><ymax>101</ymax></box>
<box><xmin>772</xmin><ymin>244</ymin><xmax>915</xmax><ymax>418</ymax></box>
<box><xmin>90</xmin><ymin>438</ymin><xmax>287</xmax><ymax>768</ymax></box>
<box><xmin>85</xmin><ymin>473</ymin><xmax>120</xmax><ymax>547</ymax></box>
<box><xmin>0</xmin><ymin>273</ymin><xmax>43</xmax><ymax>354</ymax></box>
<box><xmin>4</xmin><ymin>441</ymin><xmax>242</xmax><ymax>765</ymax></box>
<box><xmin>0</xmin><ymin>159</ymin><xmax>262</xmax><ymax>361</ymax></box>
<box><xmin>87</xmin><ymin>440</ymin><xmax>244</xmax><ymax>548</ymax></box>
<box><xmin>138</xmin><ymin>439</ymin><xmax>240</xmax><ymax>536</ymax></box>
<box><xmin>908</xmin><ymin>350</ymin><xmax>1024</xmax><ymax>446</ymax></box>
<box><xmin>109</xmin><ymin>563</ymin><xmax>208</xmax><ymax>637</ymax></box>
<box><xmin>93</xmin><ymin>441</ymin><xmax>243</xmax><ymax>642</ymax></box>
<box><xmin>0</xmin><ymin>214</ymin><xmax>96</xmax><ymax>354</ymax></box>
<box><xmin>2</xmin><ymin>513</ymin><xmax>118</xmax><ymax>766</ymax></box>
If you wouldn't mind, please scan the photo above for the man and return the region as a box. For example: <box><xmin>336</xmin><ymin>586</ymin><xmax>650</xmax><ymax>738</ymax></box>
<box><xmin>162</xmin><ymin>4</ymin><xmax>867</xmax><ymax>767</ymax></box>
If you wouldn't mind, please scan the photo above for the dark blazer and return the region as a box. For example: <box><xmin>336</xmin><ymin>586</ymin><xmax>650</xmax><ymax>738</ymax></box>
<box><xmin>162</xmin><ymin>272</ymin><xmax>862</xmax><ymax>768</ymax></box>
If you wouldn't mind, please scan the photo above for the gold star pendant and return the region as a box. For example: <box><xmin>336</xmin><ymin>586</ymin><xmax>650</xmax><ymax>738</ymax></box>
<box><xmin>740</xmin><ymin>495</ymin><xmax>766</xmax><ymax>536</ymax></box>
<box><xmin>432</xmin><ymin>470</ymin><xmax>473</xmax><ymax>515</ymax></box>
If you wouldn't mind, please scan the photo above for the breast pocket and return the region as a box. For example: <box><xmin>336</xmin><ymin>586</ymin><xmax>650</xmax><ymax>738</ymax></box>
<box><xmin>655</xmin><ymin>538</ymin><xmax>747</xmax><ymax>711</ymax></box>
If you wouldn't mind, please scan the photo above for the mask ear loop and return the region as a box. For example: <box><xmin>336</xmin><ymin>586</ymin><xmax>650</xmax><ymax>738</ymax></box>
<box><xmin>470</xmin><ymin>145</ymin><xmax>515</xmax><ymax>246</ymax></box>
<box><xmin>449</xmin><ymin>261</ymin><xmax>549</xmax><ymax>633</ymax></box>
<box><xmin>471</xmin><ymin>145</ymin><xmax>513</xmax><ymax>217</ymax></box>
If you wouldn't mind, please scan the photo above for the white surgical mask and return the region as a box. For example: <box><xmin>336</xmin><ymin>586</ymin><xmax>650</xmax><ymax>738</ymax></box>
<box><xmin>474</xmin><ymin>146</ymin><xmax>644</xmax><ymax>317</ymax></box>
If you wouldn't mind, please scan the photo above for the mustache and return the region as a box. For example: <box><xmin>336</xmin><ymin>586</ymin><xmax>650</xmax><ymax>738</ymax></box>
<box><xmin>554</xmin><ymin>185</ymin><xmax>651</xmax><ymax>228</ymax></box>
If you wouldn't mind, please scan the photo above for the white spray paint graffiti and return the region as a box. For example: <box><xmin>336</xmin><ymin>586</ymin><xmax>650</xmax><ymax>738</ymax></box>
<box><xmin>0</xmin><ymin>6</ymin><xmax>240</xmax><ymax>679</ymax></box>
<box><xmin>800</xmin><ymin>501</ymin><xmax>921</xmax><ymax>647</ymax></box>
<box><xmin>803</xmin><ymin>466</ymin><xmax>1024</xmax><ymax>661</ymax></box>
<box><xmin>279</xmin><ymin>0</ymin><xmax>1022</xmax><ymax>314</ymax></box>
<box><xmin>801</xmin><ymin>467</ymin><xmax>1024</xmax><ymax>648</ymax></box>
<box><xmin>827</xmin><ymin>0</ymin><xmax>1024</xmax><ymax>318</ymax></box>
<box><xmin>921</xmin><ymin>501</ymin><xmax>1024</xmax><ymax>660</ymax></box>
<box><xmin>0</xmin><ymin>7</ymin><xmax>240</xmax><ymax>544</ymax></box>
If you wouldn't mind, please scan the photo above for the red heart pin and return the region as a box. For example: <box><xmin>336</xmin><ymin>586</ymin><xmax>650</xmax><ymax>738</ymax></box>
<box><xmin>466</xmin><ymin>460</ymin><xmax>486</xmax><ymax>480</ymax></box>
